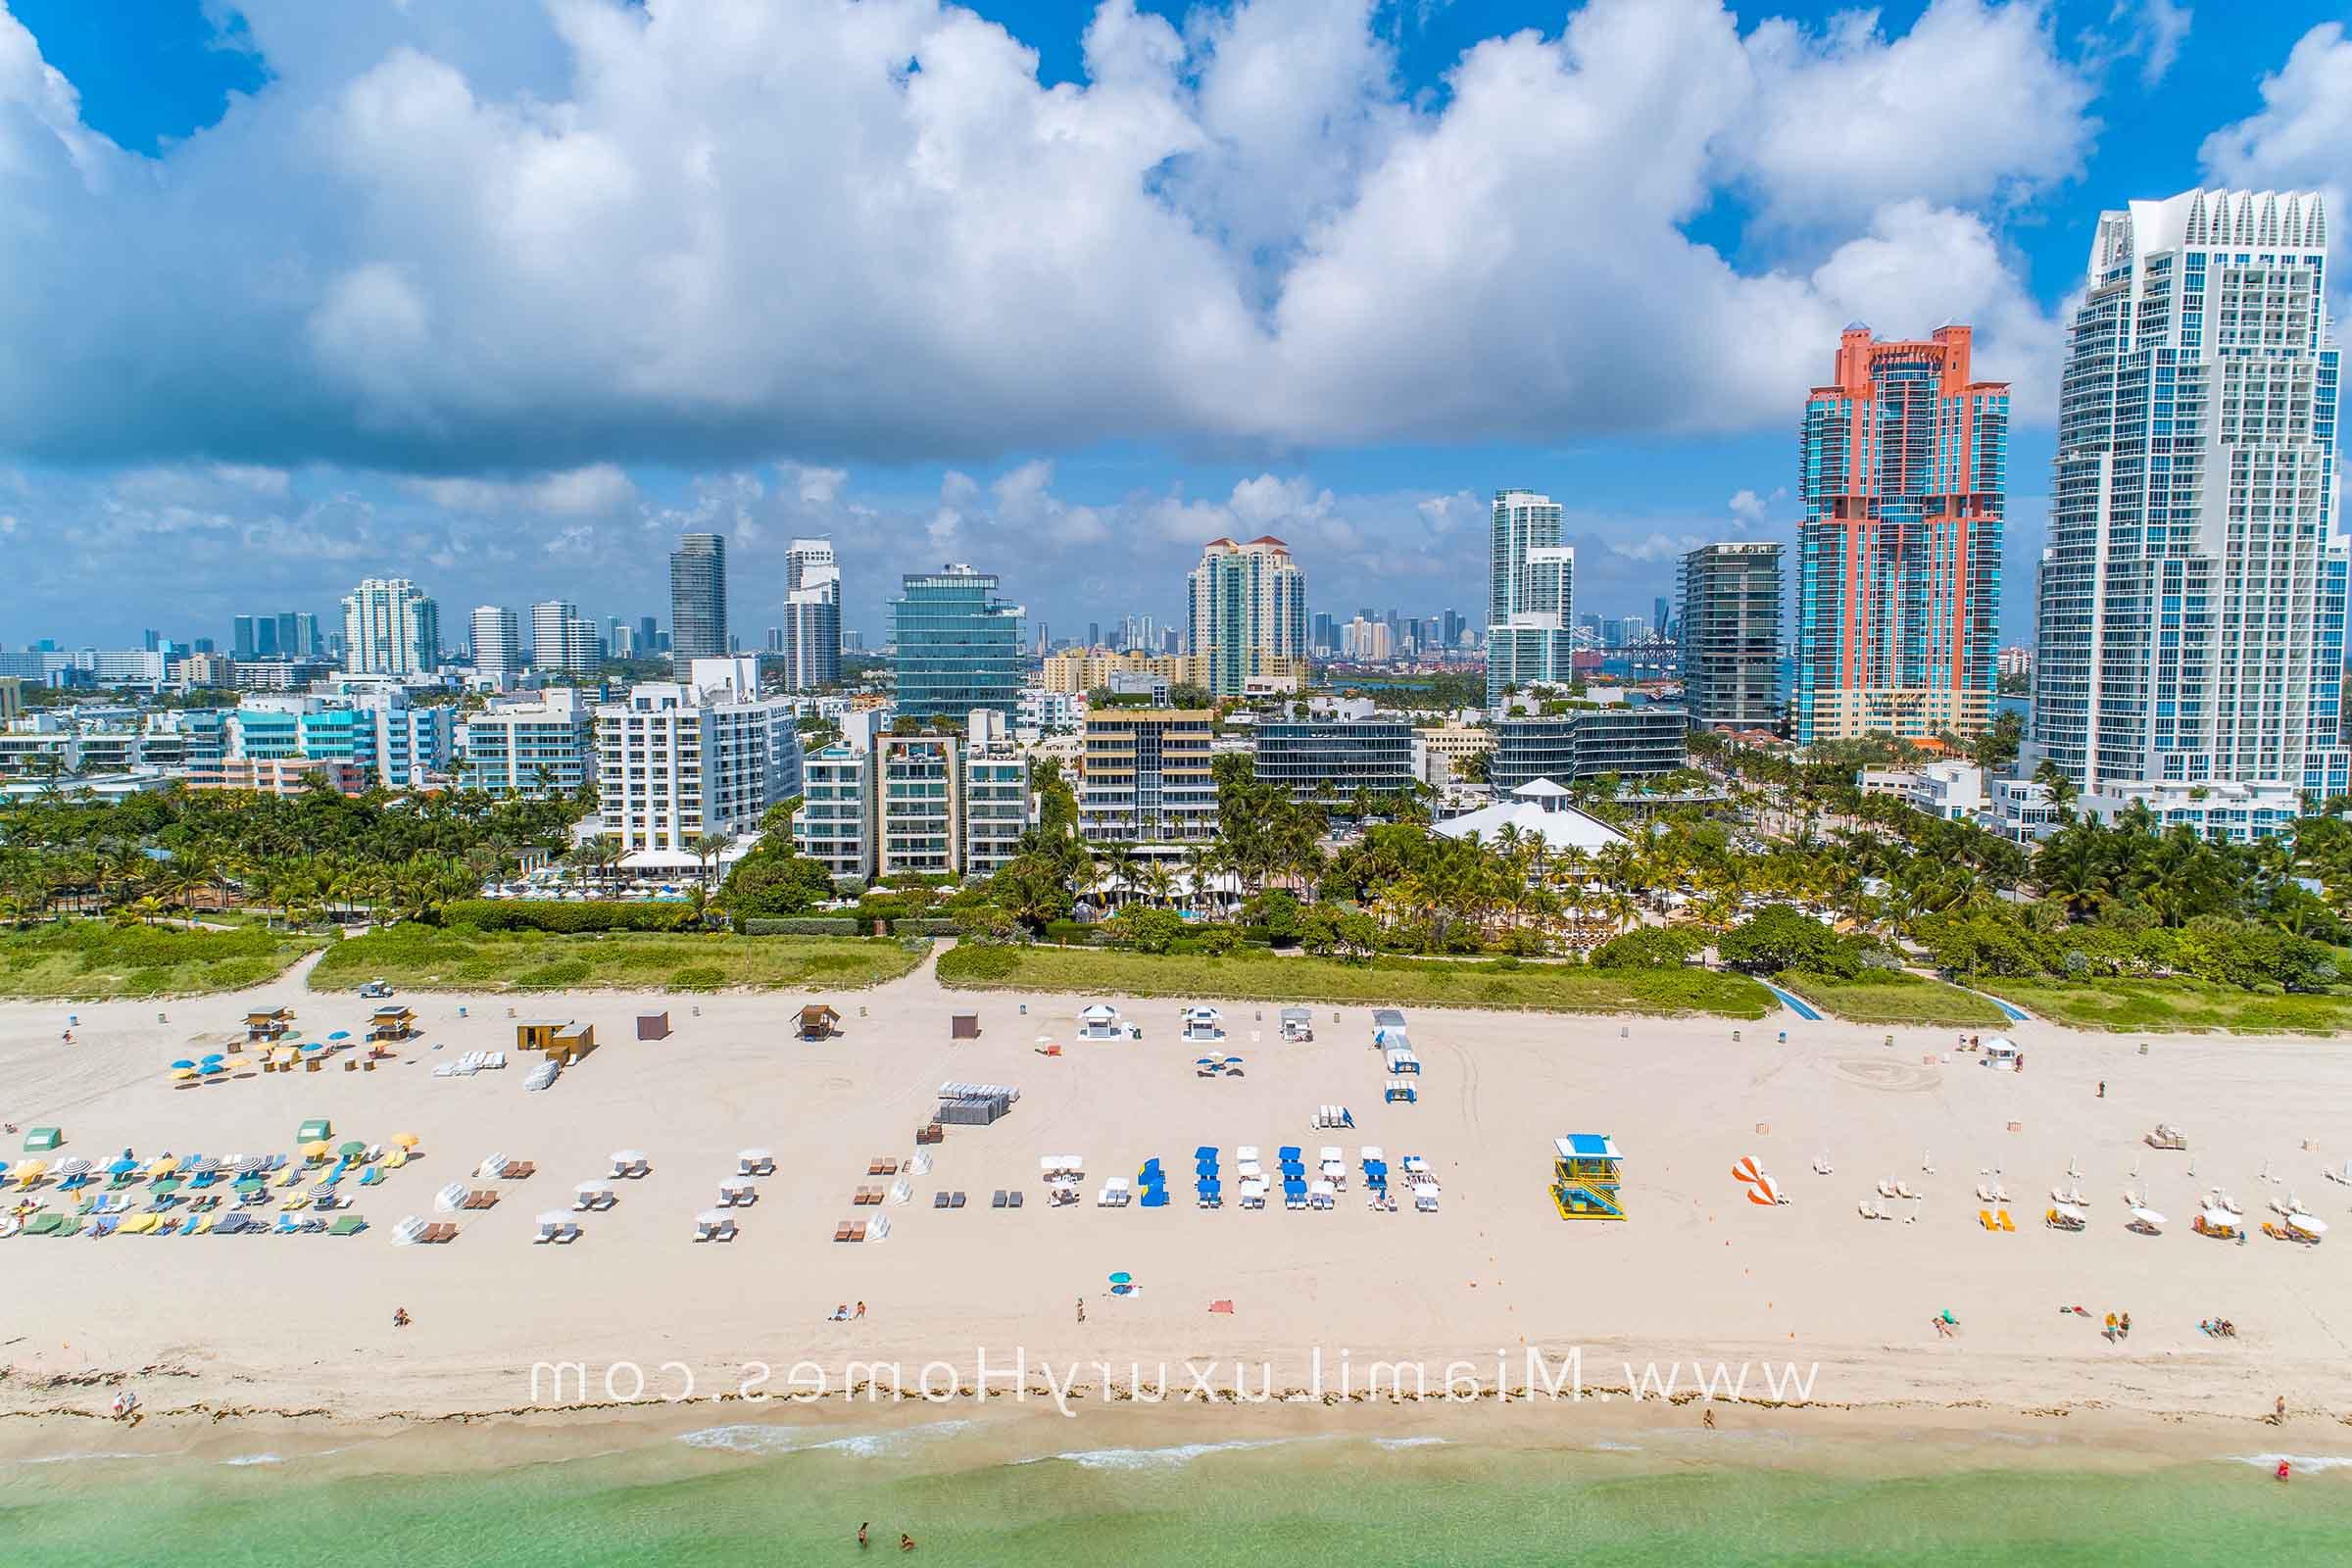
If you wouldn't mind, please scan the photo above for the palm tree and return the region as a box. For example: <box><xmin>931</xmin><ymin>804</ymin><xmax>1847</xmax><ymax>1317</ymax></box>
<box><xmin>692</xmin><ymin>831</ymin><xmax>733</xmax><ymax>892</ymax></box>
<box><xmin>1141</xmin><ymin>860</ymin><xmax>1177</xmax><ymax>909</ymax></box>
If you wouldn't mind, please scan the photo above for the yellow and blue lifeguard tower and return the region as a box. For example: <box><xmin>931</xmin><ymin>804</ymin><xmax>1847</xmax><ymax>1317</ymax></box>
<box><xmin>1551</xmin><ymin>1133</ymin><xmax>1624</xmax><ymax>1220</ymax></box>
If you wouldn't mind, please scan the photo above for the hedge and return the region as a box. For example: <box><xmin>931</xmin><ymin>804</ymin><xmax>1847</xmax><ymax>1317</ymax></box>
<box><xmin>1042</xmin><ymin>920</ymin><xmax>1103</xmax><ymax>946</ymax></box>
<box><xmin>743</xmin><ymin>917</ymin><xmax>862</xmax><ymax>937</ymax></box>
<box><xmin>440</xmin><ymin>900</ymin><xmax>692</xmax><ymax>933</ymax></box>
<box><xmin>892</xmin><ymin>918</ymin><xmax>959</xmax><ymax>937</ymax></box>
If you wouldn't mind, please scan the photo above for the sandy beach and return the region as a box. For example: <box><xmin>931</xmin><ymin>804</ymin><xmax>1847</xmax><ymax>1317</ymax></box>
<box><xmin>3</xmin><ymin>946</ymin><xmax>2349</xmax><ymax>1447</ymax></box>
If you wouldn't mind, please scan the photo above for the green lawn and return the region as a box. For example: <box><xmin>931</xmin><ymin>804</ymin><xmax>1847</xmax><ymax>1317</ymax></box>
<box><xmin>937</xmin><ymin>944</ymin><xmax>1774</xmax><ymax>1016</ymax></box>
<box><xmin>1977</xmin><ymin>976</ymin><xmax>2352</xmax><ymax>1035</ymax></box>
<box><xmin>0</xmin><ymin>920</ymin><xmax>328</xmax><ymax>1000</ymax></box>
<box><xmin>308</xmin><ymin>925</ymin><xmax>926</xmax><ymax>993</ymax></box>
<box><xmin>1774</xmin><ymin>970</ymin><xmax>2009</xmax><ymax>1028</ymax></box>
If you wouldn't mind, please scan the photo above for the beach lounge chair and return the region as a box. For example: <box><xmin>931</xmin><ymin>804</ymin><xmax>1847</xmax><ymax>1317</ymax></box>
<box><xmin>933</xmin><ymin>1190</ymin><xmax>951</xmax><ymax>1208</ymax></box>
<box><xmin>992</xmin><ymin>1190</ymin><xmax>1007</xmax><ymax>1208</ymax></box>
<box><xmin>329</xmin><ymin>1216</ymin><xmax>368</xmax><ymax>1237</ymax></box>
<box><xmin>1978</xmin><ymin>1208</ymin><xmax>1996</xmax><ymax>1231</ymax></box>
<box><xmin>834</xmin><ymin>1221</ymin><xmax>855</xmax><ymax>1241</ymax></box>
<box><xmin>952</xmin><ymin>1191</ymin><xmax>967</xmax><ymax>1208</ymax></box>
<box><xmin>739</xmin><ymin>1150</ymin><xmax>777</xmax><ymax>1177</ymax></box>
<box><xmin>1998</xmin><ymin>1209</ymin><xmax>2016</xmax><ymax>1232</ymax></box>
<box><xmin>1007</xmin><ymin>1190</ymin><xmax>1023</xmax><ymax>1208</ymax></box>
<box><xmin>463</xmin><ymin>1191</ymin><xmax>498</xmax><ymax>1210</ymax></box>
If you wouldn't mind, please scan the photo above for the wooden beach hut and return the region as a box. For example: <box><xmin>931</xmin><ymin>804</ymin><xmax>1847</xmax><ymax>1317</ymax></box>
<box><xmin>635</xmin><ymin>1011</ymin><xmax>671</xmax><ymax>1041</ymax></box>
<box><xmin>515</xmin><ymin>1019</ymin><xmax>597</xmax><ymax>1064</ymax></box>
<box><xmin>245</xmin><ymin>1006</ymin><xmax>296</xmax><ymax>1043</ymax></box>
<box><xmin>368</xmin><ymin>1004</ymin><xmax>418</xmax><ymax>1042</ymax></box>
<box><xmin>798</xmin><ymin>1004</ymin><xmax>842</xmax><ymax>1042</ymax></box>
<box><xmin>951</xmin><ymin>1011</ymin><xmax>981</xmax><ymax>1040</ymax></box>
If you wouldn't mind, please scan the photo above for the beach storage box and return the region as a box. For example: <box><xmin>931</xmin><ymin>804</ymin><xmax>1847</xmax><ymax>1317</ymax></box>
<box><xmin>636</xmin><ymin>1011</ymin><xmax>670</xmax><ymax>1041</ymax></box>
<box><xmin>296</xmin><ymin>1118</ymin><xmax>331</xmax><ymax>1143</ymax></box>
<box><xmin>951</xmin><ymin>1012</ymin><xmax>981</xmax><ymax>1040</ymax></box>
<box><xmin>938</xmin><ymin>1094</ymin><xmax>1010</xmax><ymax>1126</ymax></box>
<box><xmin>24</xmin><ymin>1127</ymin><xmax>62</xmax><ymax>1152</ymax></box>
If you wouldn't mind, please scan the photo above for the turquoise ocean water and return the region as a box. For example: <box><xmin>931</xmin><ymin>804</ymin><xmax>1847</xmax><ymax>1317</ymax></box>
<box><xmin>5</xmin><ymin>1426</ymin><xmax>2347</xmax><ymax>1566</ymax></box>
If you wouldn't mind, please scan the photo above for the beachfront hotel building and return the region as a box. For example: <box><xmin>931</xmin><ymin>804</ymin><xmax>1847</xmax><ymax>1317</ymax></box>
<box><xmin>889</xmin><ymin>564</ymin><xmax>1025</xmax><ymax>722</ymax></box>
<box><xmin>1794</xmin><ymin>324</ymin><xmax>2006</xmax><ymax>743</ymax></box>
<box><xmin>457</xmin><ymin>688</ymin><xmax>598</xmax><ymax>797</ymax></box>
<box><xmin>780</xmin><ymin>537</ymin><xmax>843</xmax><ymax>691</ymax></box>
<box><xmin>226</xmin><ymin>692</ymin><xmax>454</xmax><ymax>788</ymax></box>
<box><xmin>1039</xmin><ymin>649</ymin><xmax>1196</xmax><ymax>695</ymax></box>
<box><xmin>1252</xmin><ymin>717</ymin><xmax>1416</xmax><ymax>803</ymax></box>
<box><xmin>1187</xmin><ymin>535</ymin><xmax>1308</xmax><ymax>698</ymax></box>
<box><xmin>1486</xmin><ymin>490</ymin><xmax>1576</xmax><ymax>707</ymax></box>
<box><xmin>1078</xmin><ymin>708</ymin><xmax>1217</xmax><ymax>848</ymax></box>
<box><xmin>668</xmin><ymin>532</ymin><xmax>729</xmax><ymax>662</ymax></box>
<box><xmin>2030</xmin><ymin>187</ymin><xmax>2349</xmax><ymax>821</ymax></box>
<box><xmin>470</xmin><ymin>606</ymin><xmax>520</xmax><ymax>679</ymax></box>
<box><xmin>1678</xmin><ymin>542</ymin><xmax>1785</xmax><ymax>730</ymax></box>
<box><xmin>341</xmin><ymin>578</ymin><xmax>441</xmax><ymax>677</ymax></box>
<box><xmin>595</xmin><ymin>658</ymin><xmax>803</xmax><ymax>868</ymax></box>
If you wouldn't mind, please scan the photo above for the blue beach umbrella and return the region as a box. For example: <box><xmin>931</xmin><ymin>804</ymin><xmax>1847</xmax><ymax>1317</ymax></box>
<box><xmin>1194</xmin><ymin>1147</ymin><xmax>1217</xmax><ymax>1160</ymax></box>
<box><xmin>1224</xmin><ymin>1055</ymin><xmax>1245</xmax><ymax>1065</ymax></box>
<box><xmin>1109</xmin><ymin>1271</ymin><xmax>1132</xmax><ymax>1285</ymax></box>
<box><xmin>327</xmin><ymin>1031</ymin><xmax>352</xmax><ymax>1042</ymax></box>
<box><xmin>301</xmin><ymin>1041</ymin><xmax>325</xmax><ymax>1054</ymax></box>
<box><xmin>170</xmin><ymin>1059</ymin><xmax>195</xmax><ymax>1070</ymax></box>
<box><xmin>201</xmin><ymin>1053</ymin><xmax>225</xmax><ymax>1064</ymax></box>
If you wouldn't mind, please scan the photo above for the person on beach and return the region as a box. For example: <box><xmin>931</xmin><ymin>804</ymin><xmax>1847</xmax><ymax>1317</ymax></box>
<box><xmin>2119</xmin><ymin>1311</ymin><xmax>2132</xmax><ymax>1340</ymax></box>
<box><xmin>2104</xmin><ymin>1312</ymin><xmax>2117</xmax><ymax>1341</ymax></box>
<box><xmin>1076</xmin><ymin>1296</ymin><xmax>1086</xmax><ymax>1323</ymax></box>
<box><xmin>2277</xmin><ymin>1459</ymin><xmax>2291</xmax><ymax>1483</ymax></box>
<box><xmin>2276</xmin><ymin>1395</ymin><xmax>2287</xmax><ymax>1423</ymax></box>
<box><xmin>2097</xmin><ymin>1081</ymin><xmax>2105</xmax><ymax>1099</ymax></box>
<box><xmin>858</xmin><ymin>1522</ymin><xmax>869</xmax><ymax>1546</ymax></box>
<box><xmin>1701</xmin><ymin>1407</ymin><xmax>1715</xmax><ymax>1429</ymax></box>
<box><xmin>901</xmin><ymin>1533</ymin><xmax>916</xmax><ymax>1551</ymax></box>
<box><xmin>393</xmin><ymin>1307</ymin><xmax>410</xmax><ymax>1328</ymax></box>
<box><xmin>856</xmin><ymin>1301</ymin><xmax>866</xmax><ymax>1320</ymax></box>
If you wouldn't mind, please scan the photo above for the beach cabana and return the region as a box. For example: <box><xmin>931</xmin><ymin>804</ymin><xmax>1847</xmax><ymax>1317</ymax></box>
<box><xmin>1981</xmin><ymin>1038</ymin><xmax>2021</xmax><ymax>1070</ymax></box>
<box><xmin>1279</xmin><ymin>1006</ymin><xmax>1313</xmax><ymax>1042</ymax></box>
<box><xmin>296</xmin><ymin>1118</ymin><xmax>332</xmax><ymax>1144</ymax></box>
<box><xmin>951</xmin><ymin>1012</ymin><xmax>981</xmax><ymax>1040</ymax></box>
<box><xmin>635</xmin><ymin>1011</ymin><xmax>671</xmax><ymax>1041</ymax></box>
<box><xmin>516</xmin><ymin>1019</ymin><xmax>596</xmax><ymax>1063</ymax></box>
<box><xmin>244</xmin><ymin>1007</ymin><xmax>295</xmax><ymax>1043</ymax></box>
<box><xmin>1180</xmin><ymin>1005</ymin><xmax>1224</xmax><ymax>1044</ymax></box>
<box><xmin>1551</xmin><ymin>1133</ymin><xmax>1625</xmax><ymax>1221</ymax></box>
<box><xmin>368</xmin><ymin>1004</ymin><xmax>417</xmax><ymax>1042</ymax></box>
<box><xmin>24</xmin><ymin>1127</ymin><xmax>62</xmax><ymax>1153</ymax></box>
<box><xmin>1385</xmin><ymin>1078</ymin><xmax>1417</xmax><ymax>1104</ymax></box>
<box><xmin>797</xmin><ymin>1004</ymin><xmax>842</xmax><ymax>1041</ymax></box>
<box><xmin>1384</xmin><ymin>1047</ymin><xmax>1422</xmax><ymax>1076</ymax></box>
<box><xmin>1371</xmin><ymin>1007</ymin><xmax>1407</xmax><ymax>1032</ymax></box>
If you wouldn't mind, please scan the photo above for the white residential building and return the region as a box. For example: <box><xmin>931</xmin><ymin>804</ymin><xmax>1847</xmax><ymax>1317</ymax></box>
<box><xmin>781</xmin><ymin>537</ymin><xmax>843</xmax><ymax>691</ymax></box>
<box><xmin>459</xmin><ymin>688</ymin><xmax>598</xmax><ymax>796</ymax></box>
<box><xmin>1486</xmin><ymin>489</ymin><xmax>1576</xmax><ymax>706</ymax></box>
<box><xmin>962</xmin><ymin>742</ymin><xmax>1032</xmax><ymax>875</ymax></box>
<box><xmin>796</xmin><ymin>742</ymin><xmax>876</xmax><ymax>880</ymax></box>
<box><xmin>471</xmin><ymin>606</ymin><xmax>521</xmax><ymax>679</ymax></box>
<box><xmin>596</xmin><ymin>658</ymin><xmax>804</xmax><ymax>867</ymax></box>
<box><xmin>2032</xmin><ymin>187</ymin><xmax>2349</xmax><ymax>825</ymax></box>
<box><xmin>2080</xmin><ymin>778</ymin><xmax>2302</xmax><ymax>844</ymax></box>
<box><xmin>343</xmin><ymin>578</ymin><xmax>440</xmax><ymax>676</ymax></box>
<box><xmin>530</xmin><ymin>600</ymin><xmax>599</xmax><ymax>675</ymax></box>
<box><xmin>1020</xmin><ymin>687</ymin><xmax>1080</xmax><ymax>732</ymax></box>
<box><xmin>1985</xmin><ymin>776</ymin><xmax>2063</xmax><ymax>843</ymax></box>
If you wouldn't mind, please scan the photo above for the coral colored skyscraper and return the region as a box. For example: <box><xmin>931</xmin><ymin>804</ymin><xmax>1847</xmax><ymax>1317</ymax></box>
<box><xmin>1794</xmin><ymin>324</ymin><xmax>2007</xmax><ymax>743</ymax></box>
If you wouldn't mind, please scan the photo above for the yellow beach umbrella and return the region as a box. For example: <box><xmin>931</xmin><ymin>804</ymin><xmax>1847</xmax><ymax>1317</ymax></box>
<box><xmin>220</xmin><ymin>1054</ymin><xmax>252</xmax><ymax>1071</ymax></box>
<box><xmin>301</xmin><ymin>1140</ymin><xmax>330</xmax><ymax>1160</ymax></box>
<box><xmin>389</xmin><ymin>1132</ymin><xmax>421</xmax><ymax>1149</ymax></box>
<box><xmin>171</xmin><ymin>1068</ymin><xmax>197</xmax><ymax>1082</ymax></box>
<box><xmin>146</xmin><ymin>1156</ymin><xmax>179</xmax><ymax>1177</ymax></box>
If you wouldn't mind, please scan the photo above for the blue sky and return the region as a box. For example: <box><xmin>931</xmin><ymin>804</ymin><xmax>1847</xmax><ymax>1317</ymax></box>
<box><xmin>1</xmin><ymin>0</ymin><xmax>2346</xmax><ymax>648</ymax></box>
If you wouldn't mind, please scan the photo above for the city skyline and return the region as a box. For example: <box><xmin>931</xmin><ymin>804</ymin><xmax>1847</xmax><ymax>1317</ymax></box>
<box><xmin>4</xmin><ymin>3</ymin><xmax>2339</xmax><ymax>647</ymax></box>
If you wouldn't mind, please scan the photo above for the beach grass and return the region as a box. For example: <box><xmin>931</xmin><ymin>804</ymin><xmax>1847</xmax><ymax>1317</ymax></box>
<box><xmin>1976</xmin><ymin>975</ymin><xmax>2352</xmax><ymax>1034</ymax></box>
<box><xmin>0</xmin><ymin>919</ymin><xmax>328</xmax><ymax>1000</ymax></box>
<box><xmin>937</xmin><ymin>943</ymin><xmax>1774</xmax><ymax>1015</ymax></box>
<box><xmin>309</xmin><ymin>924</ymin><xmax>926</xmax><ymax>993</ymax></box>
<box><xmin>1775</xmin><ymin>969</ymin><xmax>2009</xmax><ymax>1027</ymax></box>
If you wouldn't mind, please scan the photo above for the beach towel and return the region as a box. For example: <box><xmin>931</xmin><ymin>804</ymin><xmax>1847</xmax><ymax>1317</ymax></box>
<box><xmin>1208</xmin><ymin>1299</ymin><xmax>1235</xmax><ymax>1314</ymax></box>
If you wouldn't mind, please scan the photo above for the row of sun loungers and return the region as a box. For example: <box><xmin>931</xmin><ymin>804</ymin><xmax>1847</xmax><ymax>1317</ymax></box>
<box><xmin>432</xmin><ymin>1051</ymin><xmax>508</xmax><ymax>1078</ymax></box>
<box><xmin>2</xmin><ymin>1210</ymin><xmax>369</xmax><ymax>1237</ymax></box>
<box><xmin>391</xmin><ymin>1216</ymin><xmax>458</xmax><ymax>1244</ymax></box>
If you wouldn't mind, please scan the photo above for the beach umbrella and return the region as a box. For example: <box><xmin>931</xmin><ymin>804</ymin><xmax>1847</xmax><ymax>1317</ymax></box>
<box><xmin>171</xmin><ymin>1068</ymin><xmax>197</xmax><ymax>1082</ymax></box>
<box><xmin>1108</xmin><ymin>1271</ymin><xmax>1132</xmax><ymax>1285</ymax></box>
<box><xmin>2288</xmin><ymin>1212</ymin><xmax>2328</xmax><ymax>1235</ymax></box>
<box><xmin>301</xmin><ymin>1042</ymin><xmax>325</xmax><ymax>1054</ymax></box>
<box><xmin>220</xmin><ymin>1054</ymin><xmax>252</xmax><ymax>1071</ymax></box>
<box><xmin>201</xmin><ymin>1061</ymin><xmax>225</xmax><ymax>1075</ymax></box>
<box><xmin>1194</xmin><ymin>1056</ymin><xmax>1219</xmax><ymax>1067</ymax></box>
<box><xmin>146</xmin><ymin>1156</ymin><xmax>178</xmax><ymax>1176</ymax></box>
<box><xmin>1194</xmin><ymin>1147</ymin><xmax>1217</xmax><ymax>1160</ymax></box>
<box><xmin>327</xmin><ymin>1031</ymin><xmax>352</xmax><ymax>1041</ymax></box>
<box><xmin>105</xmin><ymin>1156</ymin><xmax>135</xmax><ymax>1176</ymax></box>
<box><xmin>390</xmin><ymin>1132</ymin><xmax>421</xmax><ymax>1149</ymax></box>
<box><xmin>1224</xmin><ymin>1055</ymin><xmax>1244</xmax><ymax>1064</ymax></box>
<box><xmin>201</xmin><ymin>1053</ymin><xmax>224</xmax><ymax>1063</ymax></box>
<box><xmin>2131</xmin><ymin>1206</ymin><xmax>2167</xmax><ymax>1228</ymax></box>
<box><xmin>302</xmin><ymin>1141</ymin><xmax>331</xmax><ymax>1160</ymax></box>
<box><xmin>338</xmin><ymin>1141</ymin><xmax>368</xmax><ymax>1161</ymax></box>
<box><xmin>233</xmin><ymin>1155</ymin><xmax>266</xmax><ymax>1175</ymax></box>
<box><xmin>169</xmin><ymin>1059</ymin><xmax>196</xmax><ymax>1071</ymax></box>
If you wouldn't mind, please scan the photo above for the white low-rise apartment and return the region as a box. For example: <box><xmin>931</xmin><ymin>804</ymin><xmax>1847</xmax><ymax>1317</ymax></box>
<box><xmin>459</xmin><ymin>688</ymin><xmax>598</xmax><ymax>796</ymax></box>
<box><xmin>1855</xmin><ymin>761</ymin><xmax>1985</xmax><ymax>821</ymax></box>
<box><xmin>597</xmin><ymin>659</ymin><xmax>803</xmax><ymax>869</ymax></box>
<box><xmin>1985</xmin><ymin>777</ymin><xmax>2063</xmax><ymax>843</ymax></box>
<box><xmin>2080</xmin><ymin>779</ymin><xmax>2301</xmax><ymax>845</ymax></box>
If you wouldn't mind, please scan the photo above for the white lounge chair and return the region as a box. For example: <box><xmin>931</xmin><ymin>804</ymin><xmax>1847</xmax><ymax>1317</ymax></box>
<box><xmin>693</xmin><ymin>1210</ymin><xmax>738</xmax><ymax>1242</ymax></box>
<box><xmin>572</xmin><ymin>1182</ymin><xmax>614</xmax><ymax>1211</ymax></box>
<box><xmin>738</xmin><ymin>1149</ymin><xmax>776</xmax><ymax>1177</ymax></box>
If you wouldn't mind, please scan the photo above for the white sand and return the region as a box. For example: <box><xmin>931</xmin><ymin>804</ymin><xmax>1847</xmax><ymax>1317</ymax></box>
<box><xmin>1</xmin><ymin>949</ymin><xmax>2347</xmax><ymax>1426</ymax></box>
